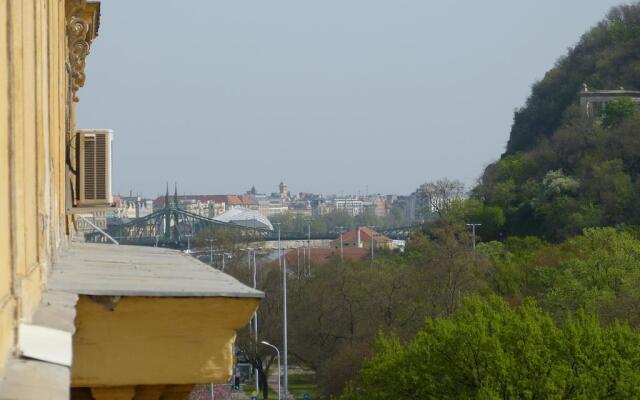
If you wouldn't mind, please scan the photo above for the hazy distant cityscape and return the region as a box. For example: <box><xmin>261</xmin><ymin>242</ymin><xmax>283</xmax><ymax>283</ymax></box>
<box><xmin>93</xmin><ymin>181</ymin><xmax>441</xmax><ymax>232</ymax></box>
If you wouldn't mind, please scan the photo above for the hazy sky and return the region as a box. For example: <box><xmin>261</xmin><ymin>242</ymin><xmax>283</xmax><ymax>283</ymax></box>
<box><xmin>78</xmin><ymin>1</ymin><xmax>625</xmax><ymax>198</ymax></box>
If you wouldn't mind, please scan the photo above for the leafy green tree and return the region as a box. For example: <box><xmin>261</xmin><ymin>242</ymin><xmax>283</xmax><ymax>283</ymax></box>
<box><xmin>602</xmin><ymin>97</ymin><xmax>637</xmax><ymax>128</ymax></box>
<box><xmin>540</xmin><ymin>228</ymin><xmax>640</xmax><ymax>325</ymax></box>
<box><xmin>342</xmin><ymin>296</ymin><xmax>640</xmax><ymax>400</ymax></box>
<box><xmin>416</xmin><ymin>179</ymin><xmax>465</xmax><ymax>218</ymax></box>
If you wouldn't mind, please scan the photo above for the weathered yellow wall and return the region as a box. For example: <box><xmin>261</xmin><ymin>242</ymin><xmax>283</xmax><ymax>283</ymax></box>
<box><xmin>0</xmin><ymin>0</ymin><xmax>72</xmax><ymax>371</ymax></box>
<box><xmin>71</xmin><ymin>296</ymin><xmax>260</xmax><ymax>387</ymax></box>
<box><xmin>0</xmin><ymin>0</ymin><xmax>14</xmax><ymax>368</ymax></box>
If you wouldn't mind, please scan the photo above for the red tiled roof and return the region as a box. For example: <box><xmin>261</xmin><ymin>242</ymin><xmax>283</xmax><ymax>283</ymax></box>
<box><xmin>336</xmin><ymin>227</ymin><xmax>391</xmax><ymax>244</ymax></box>
<box><xmin>280</xmin><ymin>247</ymin><xmax>371</xmax><ymax>266</ymax></box>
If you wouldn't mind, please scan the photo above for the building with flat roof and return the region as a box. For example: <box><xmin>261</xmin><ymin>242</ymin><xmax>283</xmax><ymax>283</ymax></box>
<box><xmin>579</xmin><ymin>84</ymin><xmax>640</xmax><ymax>118</ymax></box>
<box><xmin>334</xmin><ymin>197</ymin><xmax>365</xmax><ymax>217</ymax></box>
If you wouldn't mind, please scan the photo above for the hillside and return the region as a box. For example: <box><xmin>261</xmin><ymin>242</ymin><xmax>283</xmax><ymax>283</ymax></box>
<box><xmin>506</xmin><ymin>4</ymin><xmax>640</xmax><ymax>154</ymax></box>
<box><xmin>474</xmin><ymin>3</ymin><xmax>640</xmax><ymax>241</ymax></box>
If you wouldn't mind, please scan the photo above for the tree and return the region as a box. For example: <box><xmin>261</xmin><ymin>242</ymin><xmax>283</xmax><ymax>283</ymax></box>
<box><xmin>342</xmin><ymin>296</ymin><xmax>640</xmax><ymax>400</ymax></box>
<box><xmin>286</xmin><ymin>258</ymin><xmax>427</xmax><ymax>397</ymax></box>
<box><xmin>416</xmin><ymin>179</ymin><xmax>465</xmax><ymax>218</ymax></box>
<box><xmin>602</xmin><ymin>97</ymin><xmax>637</xmax><ymax>128</ymax></box>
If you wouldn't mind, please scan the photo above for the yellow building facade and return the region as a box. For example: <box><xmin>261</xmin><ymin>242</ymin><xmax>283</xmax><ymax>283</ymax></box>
<box><xmin>0</xmin><ymin>1</ymin><xmax>262</xmax><ymax>399</ymax></box>
<box><xmin>0</xmin><ymin>0</ymin><xmax>74</xmax><ymax>372</ymax></box>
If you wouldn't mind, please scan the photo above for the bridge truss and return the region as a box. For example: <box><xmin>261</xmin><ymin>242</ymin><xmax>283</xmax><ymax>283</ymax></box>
<box><xmin>85</xmin><ymin>186</ymin><xmax>417</xmax><ymax>247</ymax></box>
<box><xmin>85</xmin><ymin>188</ymin><xmax>269</xmax><ymax>248</ymax></box>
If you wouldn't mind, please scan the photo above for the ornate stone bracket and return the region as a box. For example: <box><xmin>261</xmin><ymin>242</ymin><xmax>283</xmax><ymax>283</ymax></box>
<box><xmin>66</xmin><ymin>0</ymin><xmax>100</xmax><ymax>102</ymax></box>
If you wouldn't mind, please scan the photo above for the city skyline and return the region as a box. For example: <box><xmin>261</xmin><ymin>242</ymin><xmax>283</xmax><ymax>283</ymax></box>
<box><xmin>114</xmin><ymin>181</ymin><xmax>414</xmax><ymax>199</ymax></box>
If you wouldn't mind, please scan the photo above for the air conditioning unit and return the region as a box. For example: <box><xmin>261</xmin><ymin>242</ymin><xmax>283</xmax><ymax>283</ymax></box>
<box><xmin>77</xmin><ymin>129</ymin><xmax>113</xmax><ymax>206</ymax></box>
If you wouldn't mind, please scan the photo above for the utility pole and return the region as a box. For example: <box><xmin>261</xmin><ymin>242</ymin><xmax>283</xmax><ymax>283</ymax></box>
<box><xmin>306</xmin><ymin>219</ymin><xmax>312</xmax><ymax>276</ymax></box>
<box><xmin>337</xmin><ymin>226</ymin><xmax>345</xmax><ymax>264</ymax></box>
<box><xmin>249</xmin><ymin>248</ymin><xmax>259</xmax><ymax>395</ymax></box>
<box><xmin>370</xmin><ymin>226</ymin><xmax>376</xmax><ymax>262</ymax></box>
<box><xmin>207</xmin><ymin>239</ymin><xmax>215</xmax><ymax>265</ymax></box>
<box><xmin>466</xmin><ymin>223</ymin><xmax>482</xmax><ymax>250</ymax></box>
<box><xmin>274</xmin><ymin>223</ymin><xmax>282</xmax><ymax>269</ymax></box>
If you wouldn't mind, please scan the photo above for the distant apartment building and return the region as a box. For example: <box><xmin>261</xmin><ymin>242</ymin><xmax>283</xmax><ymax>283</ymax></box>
<box><xmin>394</xmin><ymin>194</ymin><xmax>421</xmax><ymax>222</ymax></box>
<box><xmin>287</xmin><ymin>200</ymin><xmax>313</xmax><ymax>217</ymax></box>
<box><xmin>334</xmin><ymin>197</ymin><xmax>365</xmax><ymax>216</ymax></box>
<box><xmin>257</xmin><ymin>198</ymin><xmax>288</xmax><ymax>217</ymax></box>
<box><xmin>312</xmin><ymin>198</ymin><xmax>332</xmax><ymax>216</ymax></box>
<box><xmin>364</xmin><ymin>195</ymin><xmax>387</xmax><ymax>217</ymax></box>
<box><xmin>113</xmin><ymin>195</ymin><xmax>154</xmax><ymax>219</ymax></box>
<box><xmin>153</xmin><ymin>194</ymin><xmax>257</xmax><ymax>215</ymax></box>
<box><xmin>180</xmin><ymin>198</ymin><xmax>226</xmax><ymax>218</ymax></box>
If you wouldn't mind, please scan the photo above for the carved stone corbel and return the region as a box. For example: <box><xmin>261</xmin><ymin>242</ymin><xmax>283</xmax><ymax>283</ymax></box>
<box><xmin>66</xmin><ymin>0</ymin><xmax>100</xmax><ymax>102</ymax></box>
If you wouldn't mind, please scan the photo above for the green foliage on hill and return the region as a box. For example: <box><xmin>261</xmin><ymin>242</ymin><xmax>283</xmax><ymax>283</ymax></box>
<box><xmin>476</xmin><ymin>110</ymin><xmax>640</xmax><ymax>241</ymax></box>
<box><xmin>342</xmin><ymin>296</ymin><xmax>640</xmax><ymax>400</ymax></box>
<box><xmin>474</xmin><ymin>4</ymin><xmax>640</xmax><ymax>241</ymax></box>
<box><xmin>341</xmin><ymin>228</ymin><xmax>640</xmax><ymax>399</ymax></box>
<box><xmin>506</xmin><ymin>4</ymin><xmax>640</xmax><ymax>154</ymax></box>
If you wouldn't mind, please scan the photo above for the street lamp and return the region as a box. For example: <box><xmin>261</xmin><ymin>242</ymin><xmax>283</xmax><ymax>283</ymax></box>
<box><xmin>282</xmin><ymin>256</ymin><xmax>289</xmax><ymax>399</ymax></box>
<box><xmin>260</xmin><ymin>341</ymin><xmax>281</xmax><ymax>400</ymax></box>
<box><xmin>242</xmin><ymin>247</ymin><xmax>260</xmax><ymax>395</ymax></box>
<box><xmin>184</xmin><ymin>234</ymin><xmax>193</xmax><ymax>254</ymax></box>
<box><xmin>220</xmin><ymin>252</ymin><xmax>229</xmax><ymax>271</ymax></box>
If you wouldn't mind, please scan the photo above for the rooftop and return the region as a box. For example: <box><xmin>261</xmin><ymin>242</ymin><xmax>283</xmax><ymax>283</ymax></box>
<box><xmin>213</xmin><ymin>207</ymin><xmax>274</xmax><ymax>231</ymax></box>
<box><xmin>335</xmin><ymin>227</ymin><xmax>392</xmax><ymax>244</ymax></box>
<box><xmin>48</xmin><ymin>242</ymin><xmax>264</xmax><ymax>298</ymax></box>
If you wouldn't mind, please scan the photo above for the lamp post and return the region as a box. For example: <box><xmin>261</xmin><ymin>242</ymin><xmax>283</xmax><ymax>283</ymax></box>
<box><xmin>282</xmin><ymin>256</ymin><xmax>289</xmax><ymax>398</ymax></box>
<box><xmin>221</xmin><ymin>252</ymin><xmax>227</xmax><ymax>271</ymax></box>
<box><xmin>260</xmin><ymin>341</ymin><xmax>281</xmax><ymax>400</ymax></box>
<box><xmin>246</xmin><ymin>247</ymin><xmax>259</xmax><ymax>395</ymax></box>
<box><xmin>466</xmin><ymin>223</ymin><xmax>482</xmax><ymax>250</ymax></box>
<box><xmin>184</xmin><ymin>234</ymin><xmax>193</xmax><ymax>254</ymax></box>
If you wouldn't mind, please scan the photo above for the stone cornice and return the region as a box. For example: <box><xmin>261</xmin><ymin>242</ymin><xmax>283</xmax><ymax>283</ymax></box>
<box><xmin>66</xmin><ymin>0</ymin><xmax>100</xmax><ymax>102</ymax></box>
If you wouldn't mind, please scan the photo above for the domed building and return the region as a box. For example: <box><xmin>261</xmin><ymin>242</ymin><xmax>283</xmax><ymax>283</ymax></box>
<box><xmin>213</xmin><ymin>207</ymin><xmax>274</xmax><ymax>231</ymax></box>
